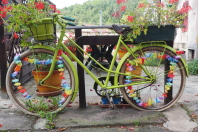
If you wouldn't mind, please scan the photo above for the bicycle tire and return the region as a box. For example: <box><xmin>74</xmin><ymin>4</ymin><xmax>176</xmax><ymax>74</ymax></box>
<box><xmin>6</xmin><ymin>48</ymin><xmax>76</xmax><ymax>115</ymax></box>
<box><xmin>119</xmin><ymin>46</ymin><xmax>186</xmax><ymax>111</ymax></box>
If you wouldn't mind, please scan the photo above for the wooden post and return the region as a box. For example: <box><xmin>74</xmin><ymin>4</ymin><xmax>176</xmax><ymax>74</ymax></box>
<box><xmin>75</xmin><ymin>29</ymin><xmax>86</xmax><ymax>108</ymax></box>
<box><xmin>0</xmin><ymin>21</ymin><xmax>8</xmax><ymax>99</ymax></box>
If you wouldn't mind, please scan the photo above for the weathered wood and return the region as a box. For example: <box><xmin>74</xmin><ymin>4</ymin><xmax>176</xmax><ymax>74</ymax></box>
<box><xmin>75</xmin><ymin>29</ymin><xmax>87</xmax><ymax>108</ymax></box>
<box><xmin>0</xmin><ymin>23</ymin><xmax>8</xmax><ymax>99</ymax></box>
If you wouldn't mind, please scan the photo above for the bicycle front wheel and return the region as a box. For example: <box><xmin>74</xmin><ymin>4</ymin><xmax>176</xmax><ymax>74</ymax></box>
<box><xmin>119</xmin><ymin>46</ymin><xmax>186</xmax><ymax>111</ymax></box>
<box><xmin>6</xmin><ymin>48</ymin><xmax>76</xmax><ymax>115</ymax></box>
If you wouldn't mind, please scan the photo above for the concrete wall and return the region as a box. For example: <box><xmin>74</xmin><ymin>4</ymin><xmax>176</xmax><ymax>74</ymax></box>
<box><xmin>174</xmin><ymin>0</ymin><xmax>198</xmax><ymax>60</ymax></box>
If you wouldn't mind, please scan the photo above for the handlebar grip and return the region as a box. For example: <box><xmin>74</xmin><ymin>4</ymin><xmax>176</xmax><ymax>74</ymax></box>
<box><xmin>62</xmin><ymin>16</ymin><xmax>75</xmax><ymax>22</ymax></box>
<box><xmin>67</xmin><ymin>22</ymin><xmax>76</xmax><ymax>26</ymax></box>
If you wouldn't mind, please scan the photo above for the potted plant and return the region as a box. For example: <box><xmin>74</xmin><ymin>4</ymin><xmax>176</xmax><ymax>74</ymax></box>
<box><xmin>30</xmin><ymin>53</ymin><xmax>63</xmax><ymax>96</ymax></box>
<box><xmin>114</xmin><ymin>0</ymin><xmax>192</xmax><ymax>42</ymax></box>
<box><xmin>1</xmin><ymin>0</ymin><xmax>60</xmax><ymax>47</ymax></box>
<box><xmin>111</xmin><ymin>89</ymin><xmax>121</xmax><ymax>104</ymax></box>
<box><xmin>101</xmin><ymin>91</ymin><xmax>109</xmax><ymax>105</ymax></box>
<box><xmin>117</xmin><ymin>44</ymin><xmax>134</xmax><ymax>59</ymax></box>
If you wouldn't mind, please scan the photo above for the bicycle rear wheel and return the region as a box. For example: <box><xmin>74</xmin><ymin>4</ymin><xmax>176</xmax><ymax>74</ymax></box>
<box><xmin>6</xmin><ymin>49</ymin><xmax>76</xmax><ymax>115</ymax></box>
<box><xmin>119</xmin><ymin>46</ymin><xmax>186</xmax><ymax>111</ymax></box>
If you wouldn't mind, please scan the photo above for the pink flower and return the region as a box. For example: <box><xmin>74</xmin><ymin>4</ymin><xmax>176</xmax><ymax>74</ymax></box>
<box><xmin>116</xmin><ymin>0</ymin><xmax>127</xmax><ymax>4</ymax></box>
<box><xmin>112</xmin><ymin>11</ymin><xmax>120</xmax><ymax>18</ymax></box>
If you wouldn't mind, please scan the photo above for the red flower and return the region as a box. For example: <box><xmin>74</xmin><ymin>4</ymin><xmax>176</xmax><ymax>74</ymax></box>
<box><xmin>4</xmin><ymin>6</ymin><xmax>12</xmax><ymax>11</ymax></box>
<box><xmin>55</xmin><ymin>10</ymin><xmax>61</xmax><ymax>14</ymax></box>
<box><xmin>120</xmin><ymin>5</ymin><xmax>126</xmax><ymax>11</ymax></box>
<box><xmin>50</xmin><ymin>5</ymin><xmax>56</xmax><ymax>10</ymax></box>
<box><xmin>127</xmin><ymin>16</ymin><xmax>134</xmax><ymax>22</ymax></box>
<box><xmin>13</xmin><ymin>32</ymin><xmax>18</xmax><ymax>38</ymax></box>
<box><xmin>34</xmin><ymin>1</ymin><xmax>45</xmax><ymax>10</ymax></box>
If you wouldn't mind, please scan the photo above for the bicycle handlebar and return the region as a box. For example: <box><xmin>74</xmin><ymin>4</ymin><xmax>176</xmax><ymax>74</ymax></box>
<box><xmin>67</xmin><ymin>22</ymin><xmax>76</xmax><ymax>26</ymax></box>
<box><xmin>62</xmin><ymin>16</ymin><xmax>75</xmax><ymax>22</ymax></box>
<box><xmin>53</xmin><ymin>13</ymin><xmax>77</xmax><ymax>26</ymax></box>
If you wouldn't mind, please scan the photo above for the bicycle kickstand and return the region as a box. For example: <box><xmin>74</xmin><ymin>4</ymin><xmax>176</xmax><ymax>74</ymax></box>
<box><xmin>103</xmin><ymin>89</ymin><xmax>116</xmax><ymax>109</ymax></box>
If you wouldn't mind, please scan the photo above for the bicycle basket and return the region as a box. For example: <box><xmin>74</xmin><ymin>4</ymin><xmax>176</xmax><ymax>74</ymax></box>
<box><xmin>29</xmin><ymin>18</ymin><xmax>56</xmax><ymax>42</ymax></box>
<box><xmin>135</xmin><ymin>25</ymin><xmax>176</xmax><ymax>43</ymax></box>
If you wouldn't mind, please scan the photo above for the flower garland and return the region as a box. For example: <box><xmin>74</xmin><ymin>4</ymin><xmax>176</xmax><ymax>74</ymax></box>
<box><xmin>124</xmin><ymin>52</ymin><xmax>183</xmax><ymax>107</ymax></box>
<box><xmin>11</xmin><ymin>50</ymin><xmax>72</xmax><ymax>110</ymax></box>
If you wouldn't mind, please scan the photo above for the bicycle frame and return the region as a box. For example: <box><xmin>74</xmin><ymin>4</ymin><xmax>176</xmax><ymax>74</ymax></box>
<box><xmin>31</xmin><ymin>14</ymin><xmax>188</xmax><ymax>92</ymax></box>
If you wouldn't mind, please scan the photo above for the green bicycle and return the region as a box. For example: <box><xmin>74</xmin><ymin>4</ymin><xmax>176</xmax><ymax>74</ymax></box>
<box><xmin>6</xmin><ymin>13</ymin><xmax>188</xmax><ymax>115</ymax></box>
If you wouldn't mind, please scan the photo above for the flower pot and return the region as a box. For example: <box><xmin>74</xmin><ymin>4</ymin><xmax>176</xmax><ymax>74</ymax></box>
<box><xmin>101</xmin><ymin>98</ymin><xmax>109</xmax><ymax>104</ymax></box>
<box><xmin>29</xmin><ymin>18</ymin><xmax>55</xmax><ymax>42</ymax></box>
<box><xmin>125</xmin><ymin>66</ymin><xmax>142</xmax><ymax>78</ymax></box>
<box><xmin>135</xmin><ymin>25</ymin><xmax>175</xmax><ymax>43</ymax></box>
<box><xmin>118</xmin><ymin>50</ymin><xmax>127</xmax><ymax>60</ymax></box>
<box><xmin>32</xmin><ymin>70</ymin><xmax>62</xmax><ymax>96</ymax></box>
<box><xmin>131</xmin><ymin>66</ymin><xmax>142</xmax><ymax>77</ymax></box>
<box><xmin>112</xmin><ymin>97</ymin><xmax>121</xmax><ymax>104</ymax></box>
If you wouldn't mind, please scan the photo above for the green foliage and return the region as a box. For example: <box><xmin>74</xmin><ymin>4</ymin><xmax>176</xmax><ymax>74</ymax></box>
<box><xmin>22</xmin><ymin>96</ymin><xmax>60</xmax><ymax>112</ymax></box>
<box><xmin>38</xmin><ymin>111</ymin><xmax>57</xmax><ymax>129</ymax></box>
<box><xmin>60</xmin><ymin>0</ymin><xmax>139</xmax><ymax>25</ymax></box>
<box><xmin>188</xmin><ymin>59</ymin><xmax>198</xmax><ymax>75</ymax></box>
<box><xmin>121</xmin><ymin>0</ymin><xmax>191</xmax><ymax>42</ymax></box>
<box><xmin>3</xmin><ymin>0</ymin><xmax>54</xmax><ymax>46</ymax></box>
<box><xmin>144</xmin><ymin>58</ymin><xmax>165</xmax><ymax>66</ymax></box>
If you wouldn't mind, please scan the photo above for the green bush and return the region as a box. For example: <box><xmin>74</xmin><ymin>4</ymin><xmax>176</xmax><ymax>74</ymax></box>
<box><xmin>144</xmin><ymin>58</ymin><xmax>165</xmax><ymax>66</ymax></box>
<box><xmin>188</xmin><ymin>59</ymin><xmax>198</xmax><ymax>75</ymax></box>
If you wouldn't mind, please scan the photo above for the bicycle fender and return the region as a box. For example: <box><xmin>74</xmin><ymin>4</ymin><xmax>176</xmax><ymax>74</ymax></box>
<box><xmin>114</xmin><ymin>44</ymin><xmax>188</xmax><ymax>85</ymax></box>
<box><xmin>31</xmin><ymin>45</ymin><xmax>79</xmax><ymax>102</ymax></box>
